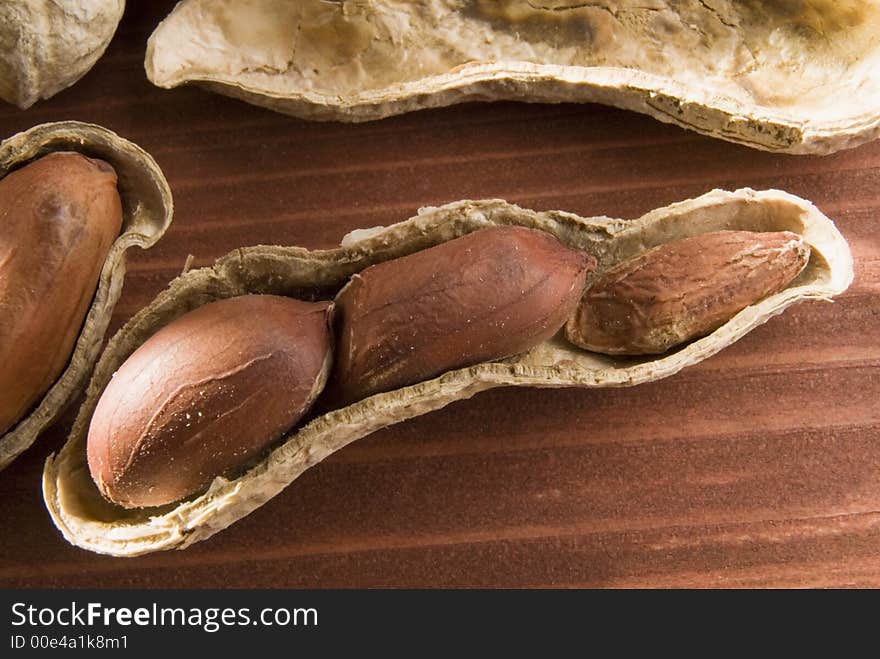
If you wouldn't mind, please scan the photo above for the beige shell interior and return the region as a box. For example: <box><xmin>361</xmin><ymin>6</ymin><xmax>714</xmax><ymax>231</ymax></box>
<box><xmin>0</xmin><ymin>122</ymin><xmax>174</xmax><ymax>470</ymax></box>
<box><xmin>43</xmin><ymin>188</ymin><xmax>853</xmax><ymax>556</ymax></box>
<box><xmin>145</xmin><ymin>0</ymin><xmax>880</xmax><ymax>154</ymax></box>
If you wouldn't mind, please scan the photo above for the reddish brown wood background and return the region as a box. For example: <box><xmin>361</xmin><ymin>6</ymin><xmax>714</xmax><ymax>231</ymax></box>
<box><xmin>1</xmin><ymin>3</ymin><xmax>878</xmax><ymax>588</ymax></box>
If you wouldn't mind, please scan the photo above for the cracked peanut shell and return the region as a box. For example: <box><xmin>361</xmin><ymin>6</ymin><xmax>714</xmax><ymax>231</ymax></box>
<box><xmin>0</xmin><ymin>121</ymin><xmax>173</xmax><ymax>471</ymax></box>
<box><xmin>43</xmin><ymin>188</ymin><xmax>852</xmax><ymax>556</ymax></box>
<box><xmin>145</xmin><ymin>0</ymin><xmax>880</xmax><ymax>154</ymax></box>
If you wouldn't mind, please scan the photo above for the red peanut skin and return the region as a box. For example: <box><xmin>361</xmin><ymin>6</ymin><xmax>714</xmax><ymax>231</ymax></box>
<box><xmin>328</xmin><ymin>225</ymin><xmax>596</xmax><ymax>406</ymax></box>
<box><xmin>0</xmin><ymin>152</ymin><xmax>122</xmax><ymax>435</ymax></box>
<box><xmin>87</xmin><ymin>295</ymin><xmax>333</xmax><ymax>508</ymax></box>
<box><xmin>565</xmin><ymin>230</ymin><xmax>811</xmax><ymax>355</ymax></box>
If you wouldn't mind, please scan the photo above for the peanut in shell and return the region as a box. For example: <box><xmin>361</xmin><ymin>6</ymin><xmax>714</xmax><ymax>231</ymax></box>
<box><xmin>565</xmin><ymin>231</ymin><xmax>811</xmax><ymax>355</ymax></box>
<box><xmin>329</xmin><ymin>225</ymin><xmax>596</xmax><ymax>406</ymax></box>
<box><xmin>0</xmin><ymin>121</ymin><xmax>173</xmax><ymax>471</ymax></box>
<box><xmin>87</xmin><ymin>295</ymin><xmax>334</xmax><ymax>509</ymax></box>
<box><xmin>42</xmin><ymin>190</ymin><xmax>852</xmax><ymax>556</ymax></box>
<box><xmin>0</xmin><ymin>153</ymin><xmax>122</xmax><ymax>436</ymax></box>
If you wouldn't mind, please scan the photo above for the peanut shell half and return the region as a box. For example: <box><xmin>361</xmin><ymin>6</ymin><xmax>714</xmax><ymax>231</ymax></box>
<box><xmin>44</xmin><ymin>188</ymin><xmax>852</xmax><ymax>556</ymax></box>
<box><xmin>145</xmin><ymin>0</ymin><xmax>880</xmax><ymax>154</ymax></box>
<box><xmin>0</xmin><ymin>122</ymin><xmax>173</xmax><ymax>470</ymax></box>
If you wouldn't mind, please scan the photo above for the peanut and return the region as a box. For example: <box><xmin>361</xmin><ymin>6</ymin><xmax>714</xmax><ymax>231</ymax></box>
<box><xmin>565</xmin><ymin>230</ymin><xmax>810</xmax><ymax>355</ymax></box>
<box><xmin>86</xmin><ymin>295</ymin><xmax>333</xmax><ymax>508</ymax></box>
<box><xmin>0</xmin><ymin>1</ymin><xmax>124</xmax><ymax>108</ymax></box>
<box><xmin>328</xmin><ymin>225</ymin><xmax>596</xmax><ymax>405</ymax></box>
<box><xmin>0</xmin><ymin>152</ymin><xmax>122</xmax><ymax>435</ymax></box>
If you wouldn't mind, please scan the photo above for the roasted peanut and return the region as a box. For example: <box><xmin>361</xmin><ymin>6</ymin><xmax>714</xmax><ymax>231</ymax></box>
<box><xmin>0</xmin><ymin>152</ymin><xmax>122</xmax><ymax>436</ymax></box>
<box><xmin>565</xmin><ymin>230</ymin><xmax>810</xmax><ymax>355</ymax></box>
<box><xmin>86</xmin><ymin>295</ymin><xmax>333</xmax><ymax>508</ymax></box>
<box><xmin>0</xmin><ymin>0</ymin><xmax>124</xmax><ymax>108</ymax></box>
<box><xmin>328</xmin><ymin>225</ymin><xmax>595</xmax><ymax>405</ymax></box>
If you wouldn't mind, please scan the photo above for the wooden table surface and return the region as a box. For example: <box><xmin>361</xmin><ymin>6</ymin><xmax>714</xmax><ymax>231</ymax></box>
<box><xmin>0</xmin><ymin>3</ymin><xmax>878</xmax><ymax>589</ymax></box>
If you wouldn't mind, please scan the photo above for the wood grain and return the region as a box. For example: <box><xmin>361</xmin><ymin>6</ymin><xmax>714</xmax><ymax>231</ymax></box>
<box><xmin>0</xmin><ymin>2</ymin><xmax>877</xmax><ymax>588</ymax></box>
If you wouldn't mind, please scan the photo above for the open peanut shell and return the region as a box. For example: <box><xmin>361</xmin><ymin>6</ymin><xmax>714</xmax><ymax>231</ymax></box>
<box><xmin>0</xmin><ymin>122</ymin><xmax>173</xmax><ymax>470</ymax></box>
<box><xmin>145</xmin><ymin>0</ymin><xmax>880</xmax><ymax>155</ymax></box>
<box><xmin>44</xmin><ymin>188</ymin><xmax>852</xmax><ymax>556</ymax></box>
